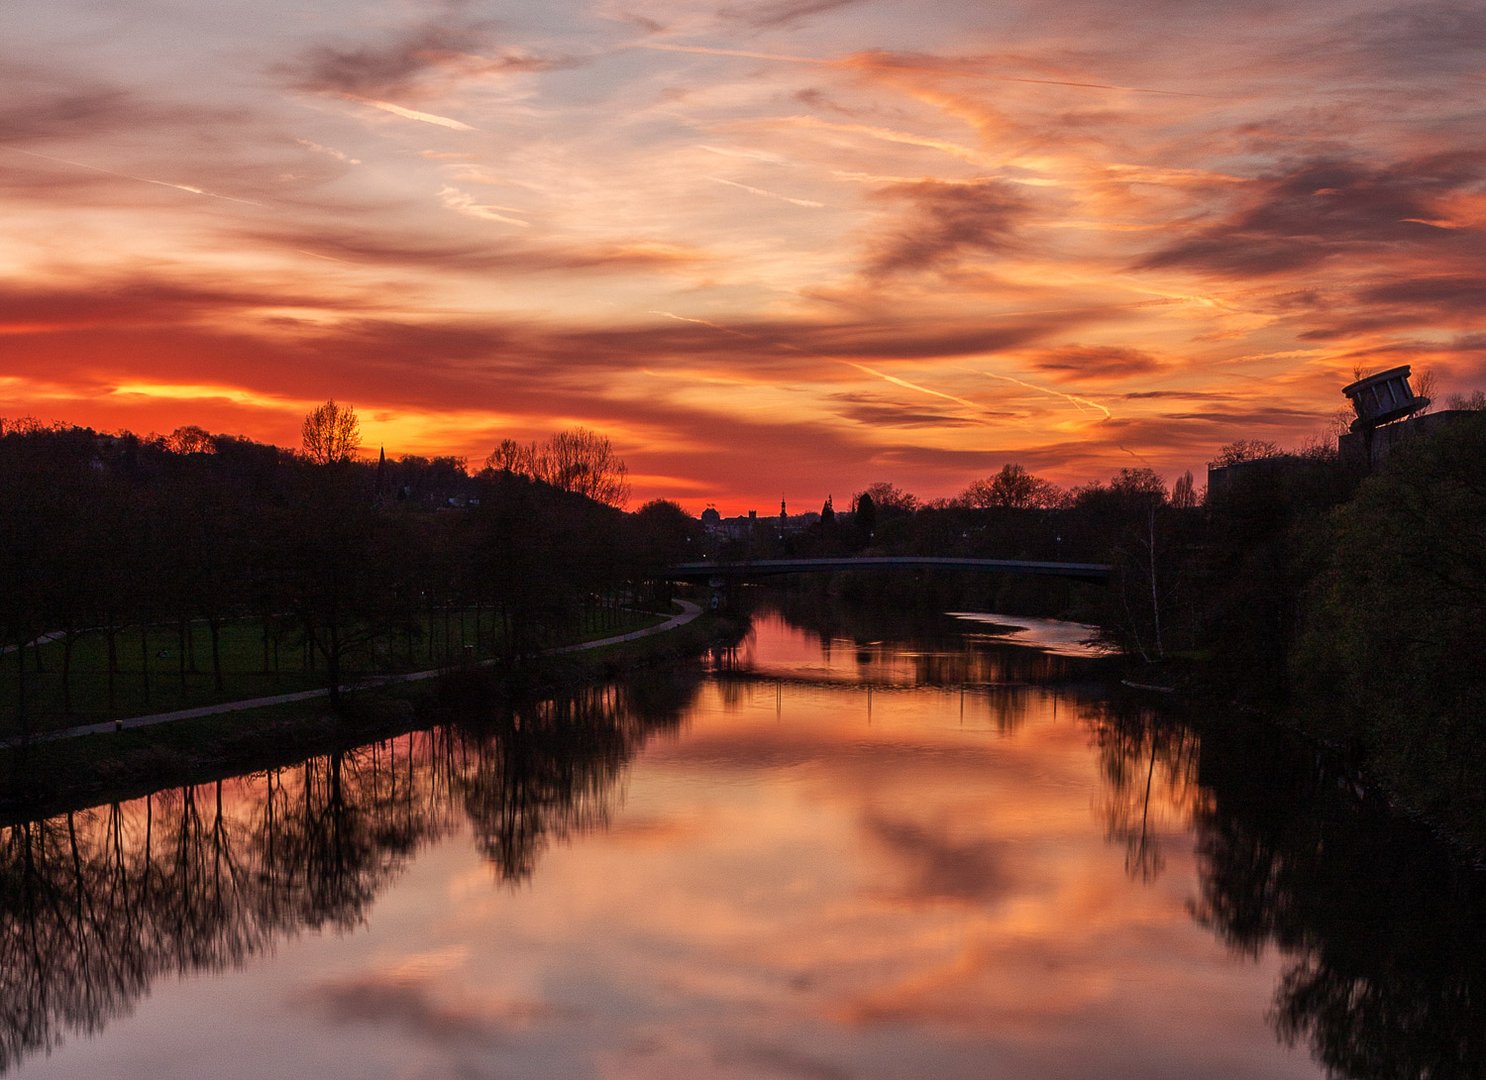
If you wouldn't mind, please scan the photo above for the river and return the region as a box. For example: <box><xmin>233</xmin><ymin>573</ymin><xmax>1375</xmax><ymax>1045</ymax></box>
<box><xmin>3</xmin><ymin>603</ymin><xmax>1484</xmax><ymax>1078</ymax></box>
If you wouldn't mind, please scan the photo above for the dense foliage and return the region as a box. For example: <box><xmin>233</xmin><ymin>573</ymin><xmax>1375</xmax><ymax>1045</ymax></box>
<box><xmin>1296</xmin><ymin>413</ymin><xmax>1486</xmax><ymax>841</ymax></box>
<box><xmin>1099</xmin><ymin>413</ymin><xmax>1486</xmax><ymax>847</ymax></box>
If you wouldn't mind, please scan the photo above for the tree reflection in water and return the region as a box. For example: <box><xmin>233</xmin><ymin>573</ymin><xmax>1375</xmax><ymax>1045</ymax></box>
<box><xmin>457</xmin><ymin>680</ymin><xmax>686</xmax><ymax>883</ymax></box>
<box><xmin>1087</xmin><ymin>697</ymin><xmax>1204</xmax><ymax>884</ymax></box>
<box><xmin>6</xmin><ymin>644</ymin><xmax>1486</xmax><ymax>1080</ymax></box>
<box><xmin>736</xmin><ymin>600</ymin><xmax>1486</xmax><ymax>1080</ymax></box>
<box><xmin>1091</xmin><ymin>697</ymin><xmax>1486</xmax><ymax>1080</ymax></box>
<box><xmin>0</xmin><ymin>673</ymin><xmax>696</xmax><ymax>1074</ymax></box>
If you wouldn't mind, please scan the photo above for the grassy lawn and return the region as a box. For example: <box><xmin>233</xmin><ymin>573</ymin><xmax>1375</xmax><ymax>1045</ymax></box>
<box><xmin>0</xmin><ymin>603</ymin><xmax>670</xmax><ymax>739</ymax></box>
<box><xmin>0</xmin><ymin>602</ymin><xmax>711</xmax><ymax>818</ymax></box>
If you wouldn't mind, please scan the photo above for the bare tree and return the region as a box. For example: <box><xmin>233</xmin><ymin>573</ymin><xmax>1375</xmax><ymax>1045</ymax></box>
<box><xmin>536</xmin><ymin>428</ymin><xmax>630</xmax><ymax>507</ymax></box>
<box><xmin>481</xmin><ymin>429</ymin><xmax>629</xmax><ymax>507</ymax></box>
<box><xmin>484</xmin><ymin>438</ymin><xmax>535</xmax><ymax>475</ymax></box>
<box><xmin>301</xmin><ymin>400</ymin><xmax>361</xmax><ymax>465</ymax></box>
<box><xmin>1211</xmin><ymin>439</ymin><xmax>1279</xmax><ymax>468</ymax></box>
<box><xmin>1413</xmin><ymin>367</ymin><xmax>1436</xmax><ymax>415</ymax></box>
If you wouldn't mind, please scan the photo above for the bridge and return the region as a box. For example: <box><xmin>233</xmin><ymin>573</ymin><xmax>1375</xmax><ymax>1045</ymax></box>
<box><xmin>669</xmin><ymin>556</ymin><xmax>1110</xmax><ymax>585</ymax></box>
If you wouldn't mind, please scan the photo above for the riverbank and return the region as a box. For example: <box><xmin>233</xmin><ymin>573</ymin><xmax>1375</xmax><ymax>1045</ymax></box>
<box><xmin>1</xmin><ymin>600</ymin><xmax>703</xmax><ymax>749</ymax></box>
<box><xmin>1107</xmin><ymin>646</ymin><xmax>1486</xmax><ymax>866</ymax></box>
<box><xmin>0</xmin><ymin>600</ymin><xmax>739</xmax><ymax>824</ymax></box>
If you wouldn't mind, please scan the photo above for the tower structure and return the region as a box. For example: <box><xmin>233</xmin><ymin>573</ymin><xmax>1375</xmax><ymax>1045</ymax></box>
<box><xmin>1341</xmin><ymin>365</ymin><xmax>1429</xmax><ymax>433</ymax></box>
<box><xmin>1339</xmin><ymin>365</ymin><xmax>1432</xmax><ymax>470</ymax></box>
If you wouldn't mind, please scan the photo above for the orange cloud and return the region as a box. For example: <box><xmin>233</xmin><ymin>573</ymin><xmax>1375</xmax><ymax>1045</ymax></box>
<box><xmin>3</xmin><ymin>0</ymin><xmax>1483</xmax><ymax>509</ymax></box>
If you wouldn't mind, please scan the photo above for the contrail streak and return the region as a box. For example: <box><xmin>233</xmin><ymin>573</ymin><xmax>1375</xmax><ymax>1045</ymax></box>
<box><xmin>635</xmin><ymin>42</ymin><xmax>829</xmax><ymax>65</ymax></box>
<box><xmin>707</xmin><ymin>176</ymin><xmax>824</xmax><ymax>208</ymax></box>
<box><xmin>0</xmin><ymin>145</ymin><xmax>265</xmax><ymax>206</ymax></box>
<box><xmin>634</xmin><ymin>42</ymin><xmax>1215</xmax><ymax>97</ymax></box>
<box><xmin>783</xmin><ymin>116</ymin><xmax>986</xmax><ymax>164</ymax></box>
<box><xmin>354</xmin><ymin>98</ymin><xmax>477</xmax><ymax>131</ymax></box>
<box><xmin>848</xmin><ymin>52</ymin><xmax>1221</xmax><ymax>98</ymax></box>
<box><xmin>973</xmin><ymin>369</ymin><xmax>1112</xmax><ymax>421</ymax></box>
<box><xmin>649</xmin><ymin>311</ymin><xmax>760</xmax><ymax>339</ymax></box>
<box><xmin>840</xmin><ymin>360</ymin><xmax>991</xmax><ymax>416</ymax></box>
<box><xmin>653</xmin><ymin>311</ymin><xmax>1019</xmax><ymax>428</ymax></box>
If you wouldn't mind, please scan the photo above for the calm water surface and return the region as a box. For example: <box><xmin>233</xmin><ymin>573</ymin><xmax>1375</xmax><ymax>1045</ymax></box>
<box><xmin>4</xmin><ymin>608</ymin><xmax>1484</xmax><ymax>1078</ymax></box>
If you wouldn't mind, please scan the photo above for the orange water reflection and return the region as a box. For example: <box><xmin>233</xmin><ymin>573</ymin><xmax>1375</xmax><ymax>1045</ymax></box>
<box><xmin>4</xmin><ymin>615</ymin><xmax>1325</xmax><ymax>1079</ymax></box>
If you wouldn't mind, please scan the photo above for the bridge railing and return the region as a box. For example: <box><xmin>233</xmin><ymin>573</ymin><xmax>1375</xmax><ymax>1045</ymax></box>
<box><xmin>668</xmin><ymin>556</ymin><xmax>1110</xmax><ymax>585</ymax></box>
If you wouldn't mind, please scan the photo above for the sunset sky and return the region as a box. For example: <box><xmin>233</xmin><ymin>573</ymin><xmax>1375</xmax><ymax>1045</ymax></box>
<box><xmin>5</xmin><ymin>0</ymin><xmax>1485</xmax><ymax>510</ymax></box>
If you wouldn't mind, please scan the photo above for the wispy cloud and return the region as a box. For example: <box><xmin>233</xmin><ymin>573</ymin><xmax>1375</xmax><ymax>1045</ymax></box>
<box><xmin>9</xmin><ymin>0</ymin><xmax>1486</xmax><ymax>506</ymax></box>
<box><xmin>300</xmin><ymin>969</ymin><xmax>568</xmax><ymax>1046</ymax></box>
<box><xmin>863</xmin><ymin>179</ymin><xmax>1027</xmax><ymax>277</ymax></box>
<box><xmin>634</xmin><ymin>42</ymin><xmax>831</xmax><ymax>65</ymax></box>
<box><xmin>438</xmin><ymin>186</ymin><xmax>529</xmax><ymax>225</ymax></box>
<box><xmin>283</xmin><ymin>19</ymin><xmax>573</xmax><ymax>101</ymax></box>
<box><xmin>1030</xmin><ymin>345</ymin><xmax>1163</xmax><ymax>382</ymax></box>
<box><xmin>840</xmin><ymin>48</ymin><xmax>1221</xmax><ymax>98</ymax></box>
<box><xmin>781</xmin><ymin>115</ymin><xmax>989</xmax><ymax>165</ymax></box>
<box><xmin>1138</xmin><ymin>154</ymin><xmax>1486</xmax><ymax>278</ymax></box>
<box><xmin>721</xmin><ymin>0</ymin><xmax>867</xmax><ymax>31</ymax></box>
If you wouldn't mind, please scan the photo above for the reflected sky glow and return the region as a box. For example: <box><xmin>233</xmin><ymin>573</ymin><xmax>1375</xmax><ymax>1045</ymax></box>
<box><xmin>949</xmin><ymin>611</ymin><xmax>1108</xmax><ymax>656</ymax></box>
<box><xmin>6</xmin><ymin>0</ymin><xmax>1485</xmax><ymax>508</ymax></box>
<box><xmin>4</xmin><ymin>614</ymin><xmax>1322</xmax><ymax>1079</ymax></box>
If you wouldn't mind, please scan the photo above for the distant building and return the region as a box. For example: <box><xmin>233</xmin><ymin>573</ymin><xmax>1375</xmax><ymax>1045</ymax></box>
<box><xmin>699</xmin><ymin>503</ymin><xmax>821</xmax><ymax>541</ymax></box>
<box><xmin>1336</xmin><ymin>364</ymin><xmax>1471</xmax><ymax>471</ymax></box>
<box><xmin>1338</xmin><ymin>409</ymin><xmax>1474</xmax><ymax>470</ymax></box>
<box><xmin>1342</xmin><ymin>366</ymin><xmax>1427</xmax><ymax>431</ymax></box>
<box><xmin>1208</xmin><ymin>366</ymin><xmax>1474</xmax><ymax>490</ymax></box>
<box><xmin>1206</xmin><ymin>452</ymin><xmax>1307</xmax><ymax>495</ymax></box>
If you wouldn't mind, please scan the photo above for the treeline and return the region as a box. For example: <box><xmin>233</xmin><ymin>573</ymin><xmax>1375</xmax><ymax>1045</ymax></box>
<box><xmin>756</xmin><ymin>420</ymin><xmax>1486</xmax><ymax>847</ymax></box>
<box><xmin>0</xmin><ymin>419</ymin><xmax>699</xmax><ymax>742</ymax></box>
<box><xmin>1292</xmin><ymin>413</ymin><xmax>1486</xmax><ymax>844</ymax></box>
<box><xmin>1153</xmin><ymin>414</ymin><xmax>1486</xmax><ymax>846</ymax></box>
<box><xmin>727</xmin><ymin>465</ymin><xmax>1194</xmax><ymax>635</ymax></box>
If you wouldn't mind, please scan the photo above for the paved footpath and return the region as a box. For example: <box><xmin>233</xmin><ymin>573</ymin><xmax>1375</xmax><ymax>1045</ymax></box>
<box><xmin>3</xmin><ymin>600</ymin><xmax>702</xmax><ymax>749</ymax></box>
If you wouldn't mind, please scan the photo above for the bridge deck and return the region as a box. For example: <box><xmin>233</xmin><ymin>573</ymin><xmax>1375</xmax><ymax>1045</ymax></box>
<box><xmin>669</xmin><ymin>556</ymin><xmax>1110</xmax><ymax>584</ymax></box>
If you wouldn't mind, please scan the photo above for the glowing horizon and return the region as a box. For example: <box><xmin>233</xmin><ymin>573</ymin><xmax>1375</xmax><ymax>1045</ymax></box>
<box><xmin>4</xmin><ymin>0</ymin><xmax>1483</xmax><ymax>513</ymax></box>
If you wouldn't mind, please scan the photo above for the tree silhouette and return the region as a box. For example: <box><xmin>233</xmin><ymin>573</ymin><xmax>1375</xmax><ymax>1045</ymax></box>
<box><xmin>300</xmin><ymin>400</ymin><xmax>361</xmax><ymax>465</ymax></box>
<box><xmin>958</xmin><ymin>464</ymin><xmax>1063</xmax><ymax>509</ymax></box>
<box><xmin>1299</xmin><ymin>411</ymin><xmax>1486</xmax><ymax>839</ymax></box>
<box><xmin>483</xmin><ymin>428</ymin><xmax>630</xmax><ymax>508</ymax></box>
<box><xmin>852</xmin><ymin>491</ymin><xmax>876</xmax><ymax>539</ymax></box>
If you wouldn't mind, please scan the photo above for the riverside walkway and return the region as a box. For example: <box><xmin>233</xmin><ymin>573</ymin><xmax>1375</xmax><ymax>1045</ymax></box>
<box><xmin>2</xmin><ymin>599</ymin><xmax>703</xmax><ymax>749</ymax></box>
